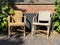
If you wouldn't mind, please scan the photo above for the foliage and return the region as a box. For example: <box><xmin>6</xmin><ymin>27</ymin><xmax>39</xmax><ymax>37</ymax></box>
<box><xmin>0</xmin><ymin>14</ymin><xmax>8</xmax><ymax>32</ymax></box>
<box><xmin>0</xmin><ymin>0</ymin><xmax>14</xmax><ymax>32</ymax></box>
<box><xmin>2</xmin><ymin>0</ymin><xmax>14</xmax><ymax>15</ymax></box>
<box><xmin>52</xmin><ymin>0</ymin><xmax>60</xmax><ymax>32</ymax></box>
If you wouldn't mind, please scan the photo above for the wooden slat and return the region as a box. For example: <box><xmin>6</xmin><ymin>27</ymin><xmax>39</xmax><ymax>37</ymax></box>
<box><xmin>35</xmin><ymin>30</ymin><xmax>47</xmax><ymax>33</ymax></box>
<box><xmin>17</xmin><ymin>29</ymin><xmax>24</xmax><ymax>32</ymax></box>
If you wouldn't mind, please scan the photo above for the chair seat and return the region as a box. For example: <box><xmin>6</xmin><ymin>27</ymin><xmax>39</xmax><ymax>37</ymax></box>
<box><xmin>10</xmin><ymin>22</ymin><xmax>25</xmax><ymax>26</ymax></box>
<box><xmin>33</xmin><ymin>22</ymin><xmax>49</xmax><ymax>26</ymax></box>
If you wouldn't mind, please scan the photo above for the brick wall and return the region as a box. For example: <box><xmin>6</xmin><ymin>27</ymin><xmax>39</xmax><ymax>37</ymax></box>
<box><xmin>14</xmin><ymin>5</ymin><xmax>55</xmax><ymax>13</ymax></box>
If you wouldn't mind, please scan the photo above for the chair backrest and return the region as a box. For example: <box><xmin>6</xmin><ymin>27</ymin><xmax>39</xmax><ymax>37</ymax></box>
<box><xmin>38</xmin><ymin>11</ymin><xmax>51</xmax><ymax>22</ymax></box>
<box><xmin>12</xmin><ymin>10</ymin><xmax>23</xmax><ymax>22</ymax></box>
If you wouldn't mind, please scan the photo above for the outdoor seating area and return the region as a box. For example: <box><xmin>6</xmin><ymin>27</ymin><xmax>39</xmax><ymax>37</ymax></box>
<box><xmin>6</xmin><ymin>9</ymin><xmax>59</xmax><ymax>39</ymax></box>
<box><xmin>8</xmin><ymin>10</ymin><xmax>53</xmax><ymax>39</ymax></box>
<box><xmin>0</xmin><ymin>0</ymin><xmax>60</xmax><ymax>45</ymax></box>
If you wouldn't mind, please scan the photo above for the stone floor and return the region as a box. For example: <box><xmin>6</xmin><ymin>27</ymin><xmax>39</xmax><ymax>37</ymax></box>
<box><xmin>0</xmin><ymin>31</ymin><xmax>60</xmax><ymax>45</ymax></box>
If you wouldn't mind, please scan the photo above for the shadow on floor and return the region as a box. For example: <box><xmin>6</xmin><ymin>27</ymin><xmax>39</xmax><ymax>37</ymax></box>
<box><xmin>0</xmin><ymin>31</ymin><xmax>24</xmax><ymax>45</ymax></box>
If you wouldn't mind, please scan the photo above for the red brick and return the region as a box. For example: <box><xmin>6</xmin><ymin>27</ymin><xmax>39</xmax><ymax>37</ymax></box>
<box><xmin>15</xmin><ymin>5</ymin><xmax>55</xmax><ymax>13</ymax></box>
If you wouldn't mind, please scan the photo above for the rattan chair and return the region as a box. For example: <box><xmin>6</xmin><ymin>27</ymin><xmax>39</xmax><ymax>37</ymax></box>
<box><xmin>8</xmin><ymin>10</ymin><xmax>26</xmax><ymax>38</ymax></box>
<box><xmin>32</xmin><ymin>11</ymin><xmax>52</xmax><ymax>38</ymax></box>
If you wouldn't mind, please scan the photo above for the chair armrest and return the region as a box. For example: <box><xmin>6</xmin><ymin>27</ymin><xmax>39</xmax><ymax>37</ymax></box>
<box><xmin>8</xmin><ymin>16</ymin><xmax>10</xmax><ymax>24</ymax></box>
<box><xmin>22</xmin><ymin>16</ymin><xmax>26</xmax><ymax>25</ymax></box>
<box><xmin>8</xmin><ymin>16</ymin><xmax>15</xmax><ymax>23</ymax></box>
<box><xmin>33</xmin><ymin>14</ymin><xmax>38</xmax><ymax>22</ymax></box>
<box><xmin>49</xmin><ymin>14</ymin><xmax>53</xmax><ymax>26</ymax></box>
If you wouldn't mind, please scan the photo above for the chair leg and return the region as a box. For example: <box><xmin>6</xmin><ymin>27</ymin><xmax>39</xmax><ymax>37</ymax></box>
<box><xmin>24</xmin><ymin>26</ymin><xmax>25</xmax><ymax>37</ymax></box>
<box><xmin>31</xmin><ymin>24</ymin><xmax>34</xmax><ymax>36</ymax></box>
<box><xmin>47</xmin><ymin>26</ymin><xmax>50</xmax><ymax>39</ymax></box>
<box><xmin>8</xmin><ymin>26</ymin><xmax>10</xmax><ymax>39</ymax></box>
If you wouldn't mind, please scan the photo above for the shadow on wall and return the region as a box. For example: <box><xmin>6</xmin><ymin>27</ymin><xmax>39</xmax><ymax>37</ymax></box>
<box><xmin>26</xmin><ymin>19</ymin><xmax>31</xmax><ymax>32</ymax></box>
<box><xmin>12</xmin><ymin>4</ymin><xmax>26</xmax><ymax>12</ymax></box>
<box><xmin>24</xmin><ymin>13</ymin><xmax>36</xmax><ymax>32</ymax></box>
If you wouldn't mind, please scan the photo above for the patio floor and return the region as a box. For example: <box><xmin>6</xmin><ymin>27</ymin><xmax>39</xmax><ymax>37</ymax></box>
<box><xmin>0</xmin><ymin>30</ymin><xmax>60</xmax><ymax>45</ymax></box>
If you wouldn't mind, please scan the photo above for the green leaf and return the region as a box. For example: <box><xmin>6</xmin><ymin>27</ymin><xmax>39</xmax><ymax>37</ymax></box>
<box><xmin>2</xmin><ymin>5</ymin><xmax>8</xmax><ymax>11</ymax></box>
<box><xmin>1</xmin><ymin>23</ymin><xmax>4</xmax><ymax>28</ymax></box>
<box><xmin>8</xmin><ymin>8</ymin><xmax>14</xmax><ymax>15</ymax></box>
<box><xmin>0</xmin><ymin>15</ymin><xmax>3</xmax><ymax>18</ymax></box>
<box><xmin>54</xmin><ymin>21</ymin><xmax>59</xmax><ymax>27</ymax></box>
<box><xmin>55</xmin><ymin>5</ymin><xmax>60</xmax><ymax>12</ymax></box>
<box><xmin>3</xmin><ymin>17</ymin><xmax>8</xmax><ymax>22</ymax></box>
<box><xmin>4</xmin><ymin>21</ymin><xmax>7</xmax><ymax>25</ymax></box>
<box><xmin>0</xmin><ymin>14</ymin><xmax>4</xmax><ymax>18</ymax></box>
<box><xmin>59</xmin><ymin>16</ymin><xmax>60</xmax><ymax>19</ymax></box>
<box><xmin>52</xmin><ymin>13</ymin><xmax>59</xmax><ymax>20</ymax></box>
<box><xmin>57</xmin><ymin>25</ymin><xmax>60</xmax><ymax>32</ymax></box>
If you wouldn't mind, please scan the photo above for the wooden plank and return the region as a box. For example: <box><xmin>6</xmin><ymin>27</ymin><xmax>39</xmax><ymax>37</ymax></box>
<box><xmin>17</xmin><ymin>29</ymin><xmax>24</xmax><ymax>32</ymax></box>
<box><xmin>34</xmin><ymin>30</ymin><xmax>47</xmax><ymax>33</ymax></box>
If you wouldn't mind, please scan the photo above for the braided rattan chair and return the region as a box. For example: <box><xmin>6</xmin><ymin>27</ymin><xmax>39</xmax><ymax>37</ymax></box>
<box><xmin>8</xmin><ymin>10</ymin><xmax>26</xmax><ymax>38</ymax></box>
